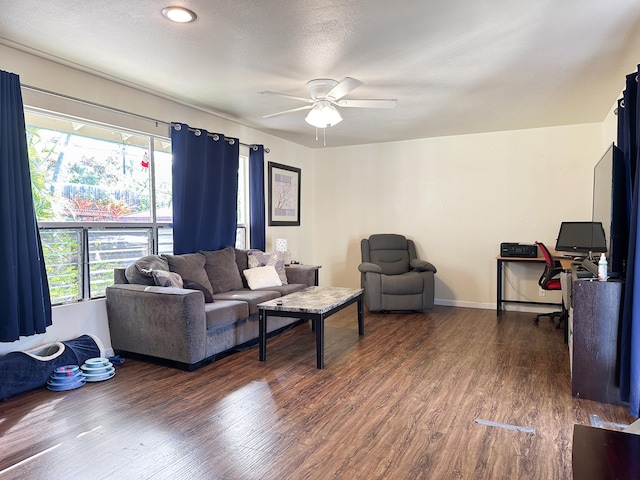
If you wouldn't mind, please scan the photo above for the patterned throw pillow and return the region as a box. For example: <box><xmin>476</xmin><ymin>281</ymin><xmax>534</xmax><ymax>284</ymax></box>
<box><xmin>124</xmin><ymin>255</ymin><xmax>169</xmax><ymax>285</ymax></box>
<box><xmin>247</xmin><ymin>250</ymin><xmax>288</xmax><ymax>285</ymax></box>
<box><xmin>152</xmin><ymin>270</ymin><xmax>183</xmax><ymax>288</ymax></box>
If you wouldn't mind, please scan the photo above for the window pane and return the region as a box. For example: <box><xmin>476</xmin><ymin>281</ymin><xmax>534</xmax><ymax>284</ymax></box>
<box><xmin>236</xmin><ymin>155</ymin><xmax>248</xmax><ymax>249</ymax></box>
<box><xmin>88</xmin><ymin>229</ymin><xmax>152</xmax><ymax>298</ymax></box>
<box><xmin>40</xmin><ymin>229</ymin><xmax>82</xmax><ymax>304</ymax></box>
<box><xmin>236</xmin><ymin>227</ymin><xmax>246</xmax><ymax>249</ymax></box>
<box><xmin>237</xmin><ymin>156</ymin><xmax>246</xmax><ymax>224</ymax></box>
<box><xmin>157</xmin><ymin>227</ymin><xmax>174</xmax><ymax>255</ymax></box>
<box><xmin>25</xmin><ymin>111</ymin><xmax>153</xmax><ymax>223</ymax></box>
<box><xmin>154</xmin><ymin>138</ymin><xmax>173</xmax><ymax>223</ymax></box>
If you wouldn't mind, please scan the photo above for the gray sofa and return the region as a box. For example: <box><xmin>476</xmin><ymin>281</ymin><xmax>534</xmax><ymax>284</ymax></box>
<box><xmin>105</xmin><ymin>246</ymin><xmax>317</xmax><ymax>370</ymax></box>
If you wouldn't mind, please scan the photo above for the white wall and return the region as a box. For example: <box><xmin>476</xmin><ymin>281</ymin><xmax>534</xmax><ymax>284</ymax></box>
<box><xmin>311</xmin><ymin>124</ymin><xmax>604</xmax><ymax>309</ymax></box>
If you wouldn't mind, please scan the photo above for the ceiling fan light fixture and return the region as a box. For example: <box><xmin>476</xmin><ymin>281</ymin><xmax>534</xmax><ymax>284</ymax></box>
<box><xmin>305</xmin><ymin>102</ymin><xmax>343</xmax><ymax>128</ymax></box>
<box><xmin>162</xmin><ymin>6</ymin><xmax>197</xmax><ymax>23</ymax></box>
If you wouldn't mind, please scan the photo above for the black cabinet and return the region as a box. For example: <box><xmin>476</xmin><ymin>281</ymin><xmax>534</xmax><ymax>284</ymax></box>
<box><xmin>569</xmin><ymin>278</ymin><xmax>623</xmax><ymax>404</ymax></box>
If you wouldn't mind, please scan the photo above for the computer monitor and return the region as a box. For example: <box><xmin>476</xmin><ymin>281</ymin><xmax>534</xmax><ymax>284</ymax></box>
<box><xmin>555</xmin><ymin>221</ymin><xmax>606</xmax><ymax>257</ymax></box>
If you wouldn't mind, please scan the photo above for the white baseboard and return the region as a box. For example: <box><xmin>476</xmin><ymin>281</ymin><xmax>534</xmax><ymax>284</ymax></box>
<box><xmin>434</xmin><ymin>299</ymin><xmax>561</xmax><ymax>314</ymax></box>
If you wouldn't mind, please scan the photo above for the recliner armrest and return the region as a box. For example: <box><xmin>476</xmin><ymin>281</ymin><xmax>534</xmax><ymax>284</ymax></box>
<box><xmin>410</xmin><ymin>259</ymin><xmax>437</xmax><ymax>273</ymax></box>
<box><xmin>358</xmin><ymin>262</ymin><xmax>382</xmax><ymax>273</ymax></box>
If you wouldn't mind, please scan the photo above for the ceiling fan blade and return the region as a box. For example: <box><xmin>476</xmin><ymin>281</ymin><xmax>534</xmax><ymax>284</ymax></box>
<box><xmin>258</xmin><ymin>91</ymin><xmax>313</xmax><ymax>103</ymax></box>
<box><xmin>337</xmin><ymin>99</ymin><xmax>397</xmax><ymax>109</ymax></box>
<box><xmin>327</xmin><ymin>77</ymin><xmax>363</xmax><ymax>100</ymax></box>
<box><xmin>262</xmin><ymin>105</ymin><xmax>313</xmax><ymax>119</ymax></box>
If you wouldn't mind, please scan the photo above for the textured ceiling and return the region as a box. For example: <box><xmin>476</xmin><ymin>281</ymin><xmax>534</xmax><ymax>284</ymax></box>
<box><xmin>1</xmin><ymin>0</ymin><xmax>640</xmax><ymax>148</ymax></box>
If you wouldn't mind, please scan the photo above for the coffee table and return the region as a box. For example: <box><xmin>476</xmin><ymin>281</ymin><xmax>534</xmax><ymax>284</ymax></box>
<box><xmin>258</xmin><ymin>286</ymin><xmax>364</xmax><ymax>369</ymax></box>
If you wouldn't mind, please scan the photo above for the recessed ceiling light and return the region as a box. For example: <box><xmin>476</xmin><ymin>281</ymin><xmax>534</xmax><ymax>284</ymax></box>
<box><xmin>162</xmin><ymin>6</ymin><xmax>197</xmax><ymax>23</ymax></box>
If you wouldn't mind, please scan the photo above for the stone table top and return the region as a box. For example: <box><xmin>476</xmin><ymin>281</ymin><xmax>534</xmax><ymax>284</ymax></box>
<box><xmin>257</xmin><ymin>286</ymin><xmax>363</xmax><ymax>314</ymax></box>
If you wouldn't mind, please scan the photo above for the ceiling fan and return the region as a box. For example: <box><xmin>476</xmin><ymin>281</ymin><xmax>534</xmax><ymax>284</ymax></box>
<box><xmin>259</xmin><ymin>77</ymin><xmax>396</xmax><ymax>129</ymax></box>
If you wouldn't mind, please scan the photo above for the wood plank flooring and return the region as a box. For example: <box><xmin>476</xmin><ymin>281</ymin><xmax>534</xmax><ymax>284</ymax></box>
<box><xmin>0</xmin><ymin>306</ymin><xmax>635</xmax><ymax>479</ymax></box>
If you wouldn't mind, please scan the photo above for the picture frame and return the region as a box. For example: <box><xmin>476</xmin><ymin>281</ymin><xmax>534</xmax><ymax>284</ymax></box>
<box><xmin>268</xmin><ymin>162</ymin><xmax>301</xmax><ymax>226</ymax></box>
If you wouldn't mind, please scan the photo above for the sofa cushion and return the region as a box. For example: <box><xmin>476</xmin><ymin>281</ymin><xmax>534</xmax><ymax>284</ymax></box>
<box><xmin>248</xmin><ymin>250</ymin><xmax>288</xmax><ymax>285</ymax></box>
<box><xmin>201</xmin><ymin>247</ymin><xmax>244</xmax><ymax>293</ymax></box>
<box><xmin>381</xmin><ymin>271</ymin><xmax>424</xmax><ymax>294</ymax></box>
<box><xmin>125</xmin><ymin>255</ymin><xmax>169</xmax><ymax>285</ymax></box>
<box><xmin>243</xmin><ymin>265</ymin><xmax>282</xmax><ymax>290</ymax></box>
<box><xmin>153</xmin><ymin>270</ymin><xmax>183</xmax><ymax>288</ymax></box>
<box><xmin>213</xmin><ymin>289</ymin><xmax>281</xmax><ymax>315</ymax></box>
<box><xmin>183</xmin><ymin>279</ymin><xmax>214</xmax><ymax>303</ymax></box>
<box><xmin>204</xmin><ymin>300</ymin><xmax>248</xmax><ymax>330</ymax></box>
<box><xmin>254</xmin><ymin>283</ymin><xmax>307</xmax><ymax>296</ymax></box>
<box><xmin>162</xmin><ymin>252</ymin><xmax>214</xmax><ymax>296</ymax></box>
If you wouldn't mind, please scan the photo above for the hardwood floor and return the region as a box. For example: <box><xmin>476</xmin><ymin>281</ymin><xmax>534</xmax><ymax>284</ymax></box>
<box><xmin>0</xmin><ymin>306</ymin><xmax>635</xmax><ymax>479</ymax></box>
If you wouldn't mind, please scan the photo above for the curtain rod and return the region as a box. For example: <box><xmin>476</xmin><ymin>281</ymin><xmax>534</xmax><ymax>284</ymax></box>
<box><xmin>169</xmin><ymin>123</ymin><xmax>269</xmax><ymax>152</ymax></box>
<box><xmin>20</xmin><ymin>83</ymin><xmax>269</xmax><ymax>153</ymax></box>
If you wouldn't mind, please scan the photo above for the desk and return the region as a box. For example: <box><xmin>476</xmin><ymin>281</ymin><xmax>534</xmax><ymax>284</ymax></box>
<box><xmin>572</xmin><ymin>425</ymin><xmax>640</xmax><ymax>479</ymax></box>
<box><xmin>496</xmin><ymin>256</ymin><xmax>562</xmax><ymax>316</ymax></box>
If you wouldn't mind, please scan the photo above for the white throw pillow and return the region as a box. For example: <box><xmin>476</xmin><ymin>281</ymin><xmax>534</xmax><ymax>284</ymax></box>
<box><xmin>243</xmin><ymin>265</ymin><xmax>282</xmax><ymax>290</ymax></box>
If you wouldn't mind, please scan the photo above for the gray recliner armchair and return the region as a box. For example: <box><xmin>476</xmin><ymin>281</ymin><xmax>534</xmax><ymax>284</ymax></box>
<box><xmin>358</xmin><ymin>234</ymin><xmax>437</xmax><ymax>312</ymax></box>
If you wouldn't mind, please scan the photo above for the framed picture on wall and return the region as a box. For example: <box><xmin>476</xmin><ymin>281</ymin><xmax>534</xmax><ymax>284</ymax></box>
<box><xmin>268</xmin><ymin>162</ymin><xmax>301</xmax><ymax>226</ymax></box>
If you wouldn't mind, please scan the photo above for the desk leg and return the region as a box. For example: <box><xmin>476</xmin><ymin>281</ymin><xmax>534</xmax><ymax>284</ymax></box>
<box><xmin>357</xmin><ymin>296</ymin><xmax>364</xmax><ymax>336</ymax></box>
<box><xmin>315</xmin><ymin>316</ymin><xmax>324</xmax><ymax>369</ymax></box>
<box><xmin>496</xmin><ymin>259</ymin><xmax>503</xmax><ymax>316</ymax></box>
<box><xmin>259</xmin><ymin>309</ymin><xmax>267</xmax><ymax>362</ymax></box>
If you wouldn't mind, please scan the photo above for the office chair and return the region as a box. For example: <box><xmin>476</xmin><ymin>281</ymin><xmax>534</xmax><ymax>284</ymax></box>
<box><xmin>534</xmin><ymin>241</ymin><xmax>566</xmax><ymax>328</ymax></box>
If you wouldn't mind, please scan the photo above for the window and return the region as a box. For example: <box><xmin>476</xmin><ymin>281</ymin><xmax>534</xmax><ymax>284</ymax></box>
<box><xmin>27</xmin><ymin>110</ymin><xmax>249</xmax><ymax>304</ymax></box>
<box><xmin>26</xmin><ymin>110</ymin><xmax>171</xmax><ymax>303</ymax></box>
<box><xmin>237</xmin><ymin>154</ymin><xmax>249</xmax><ymax>249</ymax></box>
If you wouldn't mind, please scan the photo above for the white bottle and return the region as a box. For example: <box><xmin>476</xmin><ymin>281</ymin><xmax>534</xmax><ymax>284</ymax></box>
<box><xmin>598</xmin><ymin>253</ymin><xmax>608</xmax><ymax>281</ymax></box>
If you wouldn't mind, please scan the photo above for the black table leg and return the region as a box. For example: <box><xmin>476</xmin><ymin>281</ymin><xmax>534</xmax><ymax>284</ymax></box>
<box><xmin>259</xmin><ymin>309</ymin><xmax>267</xmax><ymax>361</ymax></box>
<box><xmin>315</xmin><ymin>315</ymin><xmax>324</xmax><ymax>369</ymax></box>
<box><xmin>357</xmin><ymin>295</ymin><xmax>364</xmax><ymax>335</ymax></box>
<box><xmin>496</xmin><ymin>258</ymin><xmax>503</xmax><ymax>316</ymax></box>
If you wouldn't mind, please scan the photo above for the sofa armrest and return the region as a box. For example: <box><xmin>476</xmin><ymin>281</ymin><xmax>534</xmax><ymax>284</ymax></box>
<box><xmin>114</xmin><ymin>268</ymin><xmax>128</xmax><ymax>284</ymax></box>
<box><xmin>105</xmin><ymin>284</ymin><xmax>207</xmax><ymax>365</ymax></box>
<box><xmin>358</xmin><ymin>262</ymin><xmax>382</xmax><ymax>273</ymax></box>
<box><xmin>285</xmin><ymin>265</ymin><xmax>318</xmax><ymax>287</ymax></box>
<box><xmin>410</xmin><ymin>259</ymin><xmax>437</xmax><ymax>273</ymax></box>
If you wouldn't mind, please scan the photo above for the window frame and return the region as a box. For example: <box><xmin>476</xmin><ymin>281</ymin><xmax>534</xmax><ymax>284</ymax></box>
<box><xmin>26</xmin><ymin>108</ymin><xmax>250</xmax><ymax>305</ymax></box>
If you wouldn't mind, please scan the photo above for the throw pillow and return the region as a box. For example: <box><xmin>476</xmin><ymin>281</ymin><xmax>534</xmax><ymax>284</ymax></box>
<box><xmin>247</xmin><ymin>250</ymin><xmax>288</xmax><ymax>285</ymax></box>
<box><xmin>183</xmin><ymin>279</ymin><xmax>215</xmax><ymax>303</ymax></box>
<box><xmin>243</xmin><ymin>265</ymin><xmax>282</xmax><ymax>290</ymax></box>
<box><xmin>200</xmin><ymin>246</ymin><xmax>244</xmax><ymax>293</ymax></box>
<box><xmin>161</xmin><ymin>252</ymin><xmax>214</xmax><ymax>296</ymax></box>
<box><xmin>234</xmin><ymin>248</ymin><xmax>250</xmax><ymax>288</ymax></box>
<box><xmin>152</xmin><ymin>270</ymin><xmax>183</xmax><ymax>288</ymax></box>
<box><xmin>124</xmin><ymin>255</ymin><xmax>169</xmax><ymax>285</ymax></box>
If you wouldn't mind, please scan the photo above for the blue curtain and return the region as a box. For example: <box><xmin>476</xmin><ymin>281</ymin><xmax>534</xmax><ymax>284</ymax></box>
<box><xmin>249</xmin><ymin>145</ymin><xmax>266</xmax><ymax>250</ymax></box>
<box><xmin>0</xmin><ymin>70</ymin><xmax>52</xmax><ymax>342</ymax></box>
<box><xmin>619</xmin><ymin>65</ymin><xmax>640</xmax><ymax>417</ymax></box>
<box><xmin>170</xmin><ymin>123</ymin><xmax>239</xmax><ymax>254</ymax></box>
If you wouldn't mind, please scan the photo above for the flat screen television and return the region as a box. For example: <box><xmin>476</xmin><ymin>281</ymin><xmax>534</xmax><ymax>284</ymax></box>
<box><xmin>555</xmin><ymin>221</ymin><xmax>606</xmax><ymax>256</ymax></box>
<box><xmin>592</xmin><ymin>143</ymin><xmax>629</xmax><ymax>278</ymax></box>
